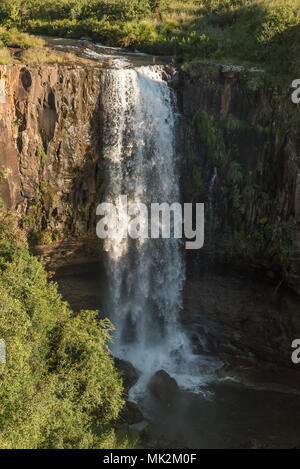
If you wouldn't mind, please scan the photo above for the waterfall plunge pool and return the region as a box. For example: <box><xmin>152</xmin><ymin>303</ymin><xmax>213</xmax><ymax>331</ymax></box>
<box><xmin>55</xmin><ymin>267</ymin><xmax>300</xmax><ymax>449</ymax></box>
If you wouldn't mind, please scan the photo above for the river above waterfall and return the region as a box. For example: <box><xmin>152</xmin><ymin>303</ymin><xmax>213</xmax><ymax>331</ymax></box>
<box><xmin>45</xmin><ymin>37</ymin><xmax>172</xmax><ymax>68</ymax></box>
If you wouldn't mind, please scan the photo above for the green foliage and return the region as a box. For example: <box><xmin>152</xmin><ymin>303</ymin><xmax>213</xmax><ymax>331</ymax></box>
<box><xmin>149</xmin><ymin>0</ymin><xmax>166</xmax><ymax>12</ymax></box>
<box><xmin>0</xmin><ymin>169</ymin><xmax>8</xmax><ymax>183</ymax></box>
<box><xmin>219</xmin><ymin>154</ymin><xmax>299</xmax><ymax>281</ymax></box>
<box><xmin>189</xmin><ymin>100</ymin><xmax>299</xmax><ymax>281</ymax></box>
<box><xmin>193</xmin><ymin>110</ymin><xmax>228</xmax><ymax>167</ymax></box>
<box><xmin>227</xmin><ymin>160</ymin><xmax>244</xmax><ymax>185</ymax></box>
<box><xmin>193</xmin><ymin>167</ymin><xmax>202</xmax><ymax>189</ymax></box>
<box><xmin>0</xmin><ymin>200</ymin><xmax>28</xmax><ymax>247</ymax></box>
<box><xmin>0</xmin><ymin>26</ymin><xmax>44</xmax><ymax>48</ymax></box>
<box><xmin>225</xmin><ymin>113</ymin><xmax>250</xmax><ymax>131</ymax></box>
<box><xmin>0</xmin><ymin>0</ymin><xmax>21</xmax><ymax>26</ymax></box>
<box><xmin>79</xmin><ymin>0</ymin><xmax>153</xmax><ymax>22</ymax></box>
<box><xmin>0</xmin><ymin>203</ymin><xmax>126</xmax><ymax>448</ymax></box>
<box><xmin>0</xmin><ymin>46</ymin><xmax>12</xmax><ymax>64</ymax></box>
<box><xmin>246</xmin><ymin>73</ymin><xmax>265</xmax><ymax>92</ymax></box>
<box><xmin>40</xmin><ymin>180</ymin><xmax>47</xmax><ymax>194</ymax></box>
<box><xmin>228</xmin><ymin>217</ymin><xmax>298</xmax><ymax>280</ymax></box>
<box><xmin>36</xmin><ymin>145</ymin><xmax>47</xmax><ymax>163</ymax></box>
<box><xmin>187</xmin><ymin>144</ymin><xmax>196</xmax><ymax>162</ymax></box>
<box><xmin>0</xmin><ymin>1</ymin><xmax>299</xmax><ymax>77</ymax></box>
<box><xmin>30</xmin><ymin>228</ymin><xmax>53</xmax><ymax>245</ymax></box>
<box><xmin>202</xmin><ymin>0</ymin><xmax>247</xmax><ymax>13</ymax></box>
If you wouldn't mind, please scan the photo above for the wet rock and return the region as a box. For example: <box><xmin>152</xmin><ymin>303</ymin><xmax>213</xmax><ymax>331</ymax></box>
<box><xmin>148</xmin><ymin>370</ymin><xmax>179</xmax><ymax>405</ymax></box>
<box><xmin>129</xmin><ymin>421</ymin><xmax>148</xmax><ymax>433</ymax></box>
<box><xmin>114</xmin><ymin>358</ymin><xmax>140</xmax><ymax>392</ymax></box>
<box><xmin>119</xmin><ymin>400</ymin><xmax>144</xmax><ymax>425</ymax></box>
<box><xmin>169</xmin><ymin>72</ymin><xmax>183</xmax><ymax>89</ymax></box>
<box><xmin>118</xmin><ymin>423</ymin><xmax>129</xmax><ymax>434</ymax></box>
<box><xmin>20</xmin><ymin>68</ymin><xmax>32</xmax><ymax>91</ymax></box>
<box><xmin>182</xmin><ymin>274</ymin><xmax>300</xmax><ymax>370</ymax></box>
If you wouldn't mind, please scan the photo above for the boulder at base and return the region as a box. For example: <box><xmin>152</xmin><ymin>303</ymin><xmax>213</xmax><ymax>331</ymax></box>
<box><xmin>114</xmin><ymin>358</ymin><xmax>140</xmax><ymax>392</ymax></box>
<box><xmin>148</xmin><ymin>370</ymin><xmax>179</xmax><ymax>405</ymax></box>
<box><xmin>120</xmin><ymin>400</ymin><xmax>145</xmax><ymax>425</ymax></box>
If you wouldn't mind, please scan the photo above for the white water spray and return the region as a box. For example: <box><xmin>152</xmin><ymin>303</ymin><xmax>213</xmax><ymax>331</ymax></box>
<box><xmin>101</xmin><ymin>66</ymin><xmax>215</xmax><ymax>396</ymax></box>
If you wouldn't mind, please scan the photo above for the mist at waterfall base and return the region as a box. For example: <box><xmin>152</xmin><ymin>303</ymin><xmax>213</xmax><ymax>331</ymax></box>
<box><xmin>101</xmin><ymin>65</ymin><xmax>218</xmax><ymax>399</ymax></box>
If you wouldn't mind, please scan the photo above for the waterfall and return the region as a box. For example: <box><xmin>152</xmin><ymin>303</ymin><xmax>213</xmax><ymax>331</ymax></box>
<box><xmin>101</xmin><ymin>66</ymin><xmax>213</xmax><ymax>395</ymax></box>
<box><xmin>208</xmin><ymin>167</ymin><xmax>217</xmax><ymax>260</ymax></box>
<box><xmin>208</xmin><ymin>167</ymin><xmax>217</xmax><ymax>222</ymax></box>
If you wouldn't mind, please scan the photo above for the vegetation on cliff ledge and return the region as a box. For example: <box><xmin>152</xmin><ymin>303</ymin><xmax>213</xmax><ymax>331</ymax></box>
<box><xmin>0</xmin><ymin>201</ymin><xmax>133</xmax><ymax>449</ymax></box>
<box><xmin>0</xmin><ymin>0</ymin><xmax>300</xmax><ymax>76</ymax></box>
<box><xmin>189</xmin><ymin>106</ymin><xmax>300</xmax><ymax>284</ymax></box>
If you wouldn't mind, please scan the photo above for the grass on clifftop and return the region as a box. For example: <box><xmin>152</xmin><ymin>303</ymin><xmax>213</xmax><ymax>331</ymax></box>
<box><xmin>0</xmin><ymin>47</ymin><xmax>12</xmax><ymax>64</ymax></box>
<box><xmin>0</xmin><ymin>0</ymin><xmax>300</xmax><ymax>77</ymax></box>
<box><xmin>0</xmin><ymin>26</ymin><xmax>97</xmax><ymax>64</ymax></box>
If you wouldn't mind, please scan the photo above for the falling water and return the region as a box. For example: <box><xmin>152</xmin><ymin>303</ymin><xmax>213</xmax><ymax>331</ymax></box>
<box><xmin>207</xmin><ymin>167</ymin><xmax>217</xmax><ymax>261</ymax></box>
<box><xmin>208</xmin><ymin>167</ymin><xmax>217</xmax><ymax>223</ymax></box>
<box><xmin>101</xmin><ymin>66</ymin><xmax>215</xmax><ymax>395</ymax></box>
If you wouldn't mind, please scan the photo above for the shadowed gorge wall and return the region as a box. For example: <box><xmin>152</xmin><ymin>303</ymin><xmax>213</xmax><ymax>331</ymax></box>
<box><xmin>177</xmin><ymin>64</ymin><xmax>300</xmax><ymax>293</ymax></box>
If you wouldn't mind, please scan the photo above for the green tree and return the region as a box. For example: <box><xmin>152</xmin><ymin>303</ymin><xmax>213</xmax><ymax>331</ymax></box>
<box><xmin>0</xmin><ymin>204</ymin><xmax>125</xmax><ymax>449</ymax></box>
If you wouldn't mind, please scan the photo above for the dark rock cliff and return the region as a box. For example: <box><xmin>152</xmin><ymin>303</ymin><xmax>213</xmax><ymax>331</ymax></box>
<box><xmin>176</xmin><ymin>63</ymin><xmax>300</xmax><ymax>293</ymax></box>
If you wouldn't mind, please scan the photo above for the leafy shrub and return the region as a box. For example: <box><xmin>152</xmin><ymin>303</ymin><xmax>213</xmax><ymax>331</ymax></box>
<box><xmin>0</xmin><ymin>203</ymin><xmax>126</xmax><ymax>448</ymax></box>
<box><xmin>193</xmin><ymin>110</ymin><xmax>228</xmax><ymax>167</ymax></box>
<box><xmin>0</xmin><ymin>0</ymin><xmax>21</xmax><ymax>26</ymax></box>
<box><xmin>0</xmin><ymin>47</ymin><xmax>12</xmax><ymax>64</ymax></box>
<box><xmin>0</xmin><ymin>26</ymin><xmax>45</xmax><ymax>48</ymax></box>
<box><xmin>202</xmin><ymin>0</ymin><xmax>248</xmax><ymax>15</ymax></box>
<box><xmin>79</xmin><ymin>0</ymin><xmax>152</xmax><ymax>22</ymax></box>
<box><xmin>1</xmin><ymin>1</ymin><xmax>300</xmax><ymax>85</ymax></box>
<box><xmin>227</xmin><ymin>161</ymin><xmax>244</xmax><ymax>185</ymax></box>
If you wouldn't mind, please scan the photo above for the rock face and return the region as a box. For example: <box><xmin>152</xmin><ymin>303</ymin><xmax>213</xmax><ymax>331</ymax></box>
<box><xmin>114</xmin><ymin>358</ymin><xmax>140</xmax><ymax>393</ymax></box>
<box><xmin>119</xmin><ymin>401</ymin><xmax>145</xmax><ymax>425</ymax></box>
<box><xmin>176</xmin><ymin>64</ymin><xmax>300</xmax><ymax>290</ymax></box>
<box><xmin>183</xmin><ymin>273</ymin><xmax>300</xmax><ymax>371</ymax></box>
<box><xmin>0</xmin><ymin>64</ymin><xmax>105</xmax><ymax>268</ymax></box>
<box><xmin>148</xmin><ymin>370</ymin><xmax>179</xmax><ymax>405</ymax></box>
